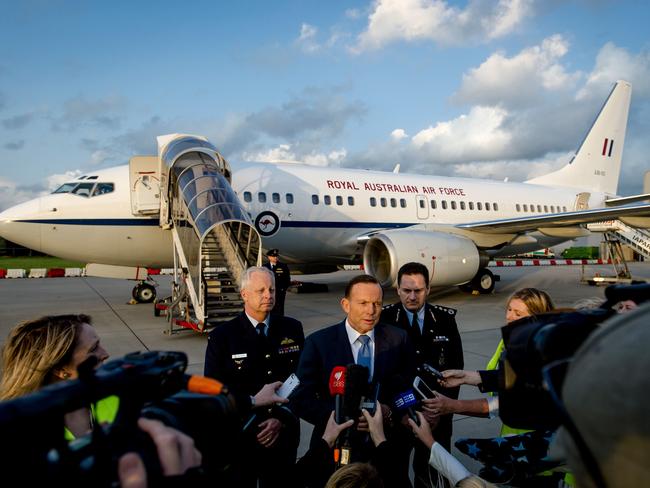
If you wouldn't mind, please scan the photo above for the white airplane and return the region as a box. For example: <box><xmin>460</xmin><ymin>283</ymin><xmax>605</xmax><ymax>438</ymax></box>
<box><xmin>1</xmin><ymin>80</ymin><xmax>649</xmax><ymax>310</ymax></box>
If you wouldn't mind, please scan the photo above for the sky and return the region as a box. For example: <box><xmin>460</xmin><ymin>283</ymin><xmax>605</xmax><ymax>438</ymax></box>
<box><xmin>1</xmin><ymin>0</ymin><xmax>649</xmax><ymax>211</ymax></box>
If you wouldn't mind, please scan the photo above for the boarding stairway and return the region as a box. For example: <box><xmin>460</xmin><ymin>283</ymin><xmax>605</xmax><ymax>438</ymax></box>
<box><xmin>587</xmin><ymin>220</ymin><xmax>650</xmax><ymax>260</ymax></box>
<box><xmin>159</xmin><ymin>134</ymin><xmax>262</xmax><ymax>333</ymax></box>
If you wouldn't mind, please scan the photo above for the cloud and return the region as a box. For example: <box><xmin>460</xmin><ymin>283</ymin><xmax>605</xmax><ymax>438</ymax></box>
<box><xmin>411</xmin><ymin>105</ymin><xmax>511</xmax><ymax>161</ymax></box>
<box><xmin>3</xmin><ymin>140</ymin><xmax>24</xmax><ymax>150</ymax></box>
<box><xmin>578</xmin><ymin>42</ymin><xmax>650</xmax><ymax>100</ymax></box>
<box><xmin>453</xmin><ymin>35</ymin><xmax>580</xmax><ymax>108</ymax></box>
<box><xmin>51</xmin><ymin>94</ymin><xmax>126</xmax><ymax>132</ymax></box>
<box><xmin>217</xmin><ymin>87</ymin><xmax>366</xmax><ymax>156</ymax></box>
<box><xmin>242</xmin><ymin>143</ymin><xmax>347</xmax><ymax>166</ymax></box>
<box><xmin>0</xmin><ymin>177</ymin><xmax>40</xmax><ymax>212</ymax></box>
<box><xmin>296</xmin><ymin>23</ymin><xmax>320</xmax><ymax>53</ymax></box>
<box><xmin>2</xmin><ymin>112</ymin><xmax>35</xmax><ymax>130</ymax></box>
<box><xmin>352</xmin><ymin>0</ymin><xmax>532</xmax><ymax>53</ymax></box>
<box><xmin>390</xmin><ymin>128</ymin><xmax>408</xmax><ymax>141</ymax></box>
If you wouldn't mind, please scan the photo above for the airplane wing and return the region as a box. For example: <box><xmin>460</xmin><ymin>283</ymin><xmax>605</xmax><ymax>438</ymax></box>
<box><xmin>456</xmin><ymin>203</ymin><xmax>650</xmax><ymax>234</ymax></box>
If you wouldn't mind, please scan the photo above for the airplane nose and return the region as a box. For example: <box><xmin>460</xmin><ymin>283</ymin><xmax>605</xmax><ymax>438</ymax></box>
<box><xmin>0</xmin><ymin>198</ymin><xmax>43</xmax><ymax>251</ymax></box>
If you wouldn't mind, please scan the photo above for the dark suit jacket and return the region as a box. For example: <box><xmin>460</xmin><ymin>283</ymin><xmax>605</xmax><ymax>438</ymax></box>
<box><xmin>291</xmin><ymin>320</ymin><xmax>415</xmax><ymax>433</ymax></box>
<box><xmin>204</xmin><ymin>312</ymin><xmax>304</xmax><ymax>397</ymax></box>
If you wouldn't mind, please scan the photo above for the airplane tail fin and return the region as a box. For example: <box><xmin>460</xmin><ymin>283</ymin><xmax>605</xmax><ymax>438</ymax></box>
<box><xmin>526</xmin><ymin>80</ymin><xmax>631</xmax><ymax>195</ymax></box>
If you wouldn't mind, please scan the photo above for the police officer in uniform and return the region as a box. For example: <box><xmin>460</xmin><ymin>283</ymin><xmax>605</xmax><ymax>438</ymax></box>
<box><xmin>263</xmin><ymin>248</ymin><xmax>291</xmax><ymax>316</ymax></box>
<box><xmin>204</xmin><ymin>266</ymin><xmax>304</xmax><ymax>488</ymax></box>
<box><xmin>380</xmin><ymin>262</ymin><xmax>464</xmax><ymax>488</ymax></box>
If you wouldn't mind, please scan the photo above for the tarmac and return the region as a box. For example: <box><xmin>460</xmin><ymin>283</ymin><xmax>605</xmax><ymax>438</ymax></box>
<box><xmin>1</xmin><ymin>262</ymin><xmax>648</xmax><ymax>474</ymax></box>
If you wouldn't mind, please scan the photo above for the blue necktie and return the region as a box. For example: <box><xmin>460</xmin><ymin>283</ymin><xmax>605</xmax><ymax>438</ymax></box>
<box><xmin>357</xmin><ymin>335</ymin><xmax>372</xmax><ymax>373</ymax></box>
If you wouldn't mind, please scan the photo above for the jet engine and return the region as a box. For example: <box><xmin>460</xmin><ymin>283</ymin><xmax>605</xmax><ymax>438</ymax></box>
<box><xmin>363</xmin><ymin>230</ymin><xmax>480</xmax><ymax>288</ymax></box>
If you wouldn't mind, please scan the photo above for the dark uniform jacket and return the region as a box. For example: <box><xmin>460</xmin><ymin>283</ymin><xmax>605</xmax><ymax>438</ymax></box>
<box><xmin>204</xmin><ymin>312</ymin><xmax>304</xmax><ymax>396</ymax></box>
<box><xmin>263</xmin><ymin>261</ymin><xmax>291</xmax><ymax>292</ymax></box>
<box><xmin>380</xmin><ymin>302</ymin><xmax>464</xmax><ymax>446</ymax></box>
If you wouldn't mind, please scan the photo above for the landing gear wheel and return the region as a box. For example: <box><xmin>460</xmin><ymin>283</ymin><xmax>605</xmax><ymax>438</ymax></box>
<box><xmin>472</xmin><ymin>269</ymin><xmax>495</xmax><ymax>294</ymax></box>
<box><xmin>133</xmin><ymin>282</ymin><xmax>156</xmax><ymax>303</ymax></box>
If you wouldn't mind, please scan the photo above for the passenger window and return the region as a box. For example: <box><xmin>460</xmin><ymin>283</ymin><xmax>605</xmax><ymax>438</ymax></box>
<box><xmin>441</xmin><ymin>200</ymin><xmax>447</xmax><ymax>210</ymax></box>
<box><xmin>563</xmin><ymin>206</ymin><xmax>567</xmax><ymax>212</ymax></box>
<box><xmin>477</xmin><ymin>202</ymin><xmax>482</xmax><ymax>210</ymax></box>
<box><xmin>324</xmin><ymin>195</ymin><xmax>331</xmax><ymax>205</ymax></box>
<box><xmin>390</xmin><ymin>198</ymin><xmax>396</xmax><ymax>208</ymax></box>
<box><xmin>419</xmin><ymin>200</ymin><xmax>425</xmax><ymax>209</ymax></box>
<box><xmin>370</xmin><ymin>197</ymin><xmax>377</xmax><ymax>207</ymax></box>
<box><xmin>380</xmin><ymin>198</ymin><xmax>387</xmax><ymax>207</ymax></box>
<box><xmin>71</xmin><ymin>183</ymin><xmax>95</xmax><ymax>197</ymax></box>
<box><xmin>544</xmin><ymin>205</ymin><xmax>548</xmax><ymax>213</ymax></box>
<box><xmin>469</xmin><ymin>202</ymin><xmax>474</xmax><ymax>210</ymax></box>
<box><xmin>516</xmin><ymin>204</ymin><xmax>520</xmax><ymax>212</ymax></box>
<box><xmin>550</xmin><ymin>205</ymin><xmax>555</xmax><ymax>213</ymax></box>
<box><xmin>258</xmin><ymin>192</ymin><xmax>267</xmax><ymax>203</ymax></box>
<box><xmin>312</xmin><ymin>195</ymin><xmax>319</xmax><ymax>205</ymax></box>
<box><xmin>92</xmin><ymin>183</ymin><xmax>114</xmax><ymax>196</ymax></box>
<box><xmin>485</xmin><ymin>202</ymin><xmax>491</xmax><ymax>211</ymax></box>
<box><xmin>530</xmin><ymin>204</ymin><xmax>535</xmax><ymax>212</ymax></box>
<box><xmin>400</xmin><ymin>198</ymin><xmax>406</xmax><ymax>208</ymax></box>
<box><xmin>244</xmin><ymin>191</ymin><xmax>252</xmax><ymax>203</ymax></box>
<box><xmin>451</xmin><ymin>201</ymin><xmax>457</xmax><ymax>210</ymax></box>
<box><xmin>348</xmin><ymin>196</ymin><xmax>355</xmax><ymax>206</ymax></box>
<box><xmin>460</xmin><ymin>201</ymin><xmax>466</xmax><ymax>210</ymax></box>
<box><xmin>523</xmin><ymin>204</ymin><xmax>528</xmax><ymax>212</ymax></box>
<box><xmin>431</xmin><ymin>200</ymin><xmax>437</xmax><ymax>209</ymax></box>
<box><xmin>272</xmin><ymin>193</ymin><xmax>280</xmax><ymax>203</ymax></box>
<box><xmin>493</xmin><ymin>202</ymin><xmax>498</xmax><ymax>211</ymax></box>
<box><xmin>336</xmin><ymin>196</ymin><xmax>343</xmax><ymax>206</ymax></box>
<box><xmin>537</xmin><ymin>205</ymin><xmax>542</xmax><ymax>212</ymax></box>
<box><xmin>286</xmin><ymin>193</ymin><xmax>294</xmax><ymax>204</ymax></box>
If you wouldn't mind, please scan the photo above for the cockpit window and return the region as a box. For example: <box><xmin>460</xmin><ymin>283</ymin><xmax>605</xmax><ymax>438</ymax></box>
<box><xmin>53</xmin><ymin>183</ymin><xmax>78</xmax><ymax>194</ymax></box>
<box><xmin>71</xmin><ymin>183</ymin><xmax>95</xmax><ymax>197</ymax></box>
<box><xmin>87</xmin><ymin>176</ymin><xmax>98</xmax><ymax>180</ymax></box>
<box><xmin>92</xmin><ymin>183</ymin><xmax>114</xmax><ymax>196</ymax></box>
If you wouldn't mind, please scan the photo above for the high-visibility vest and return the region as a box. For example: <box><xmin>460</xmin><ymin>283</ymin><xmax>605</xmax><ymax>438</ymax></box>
<box><xmin>64</xmin><ymin>395</ymin><xmax>120</xmax><ymax>441</ymax></box>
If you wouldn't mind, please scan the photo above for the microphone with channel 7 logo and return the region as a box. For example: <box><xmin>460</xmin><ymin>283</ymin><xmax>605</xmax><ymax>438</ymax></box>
<box><xmin>328</xmin><ymin>366</ymin><xmax>346</xmax><ymax>425</ymax></box>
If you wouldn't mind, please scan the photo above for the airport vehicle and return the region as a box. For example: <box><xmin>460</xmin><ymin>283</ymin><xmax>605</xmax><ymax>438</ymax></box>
<box><xmin>1</xmin><ymin>81</ymin><xmax>649</xmax><ymax>330</ymax></box>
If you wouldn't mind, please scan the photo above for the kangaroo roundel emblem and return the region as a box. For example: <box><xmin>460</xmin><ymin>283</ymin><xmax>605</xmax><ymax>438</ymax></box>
<box><xmin>255</xmin><ymin>211</ymin><xmax>281</xmax><ymax>237</ymax></box>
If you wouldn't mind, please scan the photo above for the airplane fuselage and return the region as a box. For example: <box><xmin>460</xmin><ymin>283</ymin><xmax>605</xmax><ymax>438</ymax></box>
<box><xmin>0</xmin><ymin>162</ymin><xmax>603</xmax><ymax>267</ymax></box>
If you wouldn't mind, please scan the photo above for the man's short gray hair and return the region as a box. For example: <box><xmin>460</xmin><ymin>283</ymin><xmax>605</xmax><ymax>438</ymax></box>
<box><xmin>241</xmin><ymin>266</ymin><xmax>275</xmax><ymax>290</ymax></box>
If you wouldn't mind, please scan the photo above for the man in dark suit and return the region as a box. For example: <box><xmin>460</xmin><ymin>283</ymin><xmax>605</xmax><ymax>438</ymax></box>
<box><xmin>263</xmin><ymin>248</ymin><xmax>291</xmax><ymax>316</ymax></box>
<box><xmin>204</xmin><ymin>266</ymin><xmax>304</xmax><ymax>488</ymax></box>
<box><xmin>291</xmin><ymin>274</ymin><xmax>415</xmax><ymax>485</ymax></box>
<box><xmin>380</xmin><ymin>262</ymin><xmax>464</xmax><ymax>488</ymax></box>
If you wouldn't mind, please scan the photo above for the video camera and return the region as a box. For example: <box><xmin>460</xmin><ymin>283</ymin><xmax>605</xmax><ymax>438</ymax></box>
<box><xmin>496</xmin><ymin>283</ymin><xmax>649</xmax><ymax>430</ymax></box>
<box><xmin>0</xmin><ymin>350</ymin><xmax>241</xmax><ymax>487</ymax></box>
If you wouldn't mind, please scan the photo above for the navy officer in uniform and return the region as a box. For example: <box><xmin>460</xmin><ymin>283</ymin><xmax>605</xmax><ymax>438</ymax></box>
<box><xmin>380</xmin><ymin>262</ymin><xmax>464</xmax><ymax>488</ymax></box>
<box><xmin>263</xmin><ymin>248</ymin><xmax>291</xmax><ymax>316</ymax></box>
<box><xmin>204</xmin><ymin>266</ymin><xmax>304</xmax><ymax>488</ymax></box>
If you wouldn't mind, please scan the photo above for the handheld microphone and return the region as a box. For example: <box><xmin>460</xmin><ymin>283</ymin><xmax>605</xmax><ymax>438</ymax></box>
<box><xmin>342</xmin><ymin>364</ymin><xmax>369</xmax><ymax>422</ymax></box>
<box><xmin>329</xmin><ymin>366</ymin><xmax>346</xmax><ymax>425</ymax></box>
<box><xmin>390</xmin><ymin>375</ymin><xmax>420</xmax><ymax>426</ymax></box>
<box><xmin>337</xmin><ymin>364</ymin><xmax>370</xmax><ymax>467</ymax></box>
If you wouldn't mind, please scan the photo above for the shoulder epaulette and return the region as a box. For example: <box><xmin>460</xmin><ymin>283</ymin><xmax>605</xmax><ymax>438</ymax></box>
<box><xmin>431</xmin><ymin>304</ymin><xmax>457</xmax><ymax>316</ymax></box>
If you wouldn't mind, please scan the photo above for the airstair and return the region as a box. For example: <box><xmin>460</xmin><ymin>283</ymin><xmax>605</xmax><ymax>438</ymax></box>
<box><xmin>587</xmin><ymin>220</ymin><xmax>650</xmax><ymax>260</ymax></box>
<box><xmin>579</xmin><ymin>220</ymin><xmax>650</xmax><ymax>285</ymax></box>
<box><xmin>158</xmin><ymin>134</ymin><xmax>262</xmax><ymax>333</ymax></box>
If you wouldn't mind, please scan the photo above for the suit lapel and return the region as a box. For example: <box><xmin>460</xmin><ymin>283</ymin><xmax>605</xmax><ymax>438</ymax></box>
<box><xmin>336</xmin><ymin>321</ymin><xmax>355</xmax><ymax>365</ymax></box>
<box><xmin>373</xmin><ymin>323</ymin><xmax>389</xmax><ymax>380</ymax></box>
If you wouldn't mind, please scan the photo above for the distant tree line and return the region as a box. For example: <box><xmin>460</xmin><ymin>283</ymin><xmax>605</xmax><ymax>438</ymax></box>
<box><xmin>0</xmin><ymin>238</ymin><xmax>46</xmax><ymax>257</ymax></box>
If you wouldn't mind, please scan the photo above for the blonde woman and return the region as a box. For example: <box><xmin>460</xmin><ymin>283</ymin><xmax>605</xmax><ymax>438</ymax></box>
<box><xmin>0</xmin><ymin>314</ymin><xmax>113</xmax><ymax>438</ymax></box>
<box><xmin>426</xmin><ymin>288</ymin><xmax>554</xmax><ymax>428</ymax></box>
